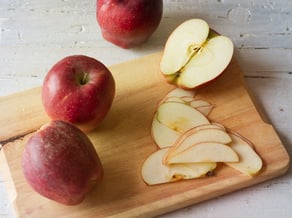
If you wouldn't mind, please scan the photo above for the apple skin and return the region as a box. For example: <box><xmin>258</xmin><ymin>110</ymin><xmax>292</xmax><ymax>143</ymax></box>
<box><xmin>42</xmin><ymin>55</ymin><xmax>115</xmax><ymax>132</ymax></box>
<box><xmin>96</xmin><ymin>0</ymin><xmax>163</xmax><ymax>49</ymax></box>
<box><xmin>21</xmin><ymin>120</ymin><xmax>104</xmax><ymax>205</ymax></box>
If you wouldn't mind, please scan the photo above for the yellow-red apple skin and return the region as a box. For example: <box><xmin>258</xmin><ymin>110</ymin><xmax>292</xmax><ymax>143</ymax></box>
<box><xmin>96</xmin><ymin>0</ymin><xmax>163</xmax><ymax>48</ymax></box>
<box><xmin>21</xmin><ymin>120</ymin><xmax>104</xmax><ymax>205</ymax></box>
<box><xmin>42</xmin><ymin>55</ymin><xmax>115</xmax><ymax>132</ymax></box>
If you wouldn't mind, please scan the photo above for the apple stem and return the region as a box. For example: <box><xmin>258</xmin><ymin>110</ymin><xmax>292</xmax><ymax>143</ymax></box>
<box><xmin>80</xmin><ymin>73</ymin><xmax>89</xmax><ymax>85</ymax></box>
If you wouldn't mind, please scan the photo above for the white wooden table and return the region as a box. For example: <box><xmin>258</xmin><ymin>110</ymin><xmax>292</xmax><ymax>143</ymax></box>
<box><xmin>1</xmin><ymin>1</ymin><xmax>291</xmax><ymax>217</ymax></box>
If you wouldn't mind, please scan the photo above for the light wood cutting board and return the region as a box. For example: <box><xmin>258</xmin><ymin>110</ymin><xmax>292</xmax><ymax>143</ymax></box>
<box><xmin>0</xmin><ymin>52</ymin><xmax>289</xmax><ymax>218</ymax></box>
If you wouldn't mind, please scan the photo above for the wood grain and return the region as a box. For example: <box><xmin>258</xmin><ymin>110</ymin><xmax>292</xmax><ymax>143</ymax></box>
<box><xmin>0</xmin><ymin>52</ymin><xmax>289</xmax><ymax>218</ymax></box>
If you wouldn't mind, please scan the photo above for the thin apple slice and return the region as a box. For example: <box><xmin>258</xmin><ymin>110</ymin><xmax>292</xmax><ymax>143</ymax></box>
<box><xmin>180</xmin><ymin>96</ymin><xmax>195</xmax><ymax>102</ymax></box>
<box><xmin>188</xmin><ymin>99</ymin><xmax>211</xmax><ymax>108</ymax></box>
<box><xmin>177</xmin><ymin>35</ymin><xmax>233</xmax><ymax>89</ymax></box>
<box><xmin>190</xmin><ymin>123</ymin><xmax>225</xmax><ymax>131</ymax></box>
<box><xmin>151</xmin><ymin>115</ymin><xmax>180</xmax><ymax>148</ymax></box>
<box><xmin>156</xmin><ymin>102</ymin><xmax>210</xmax><ymax>133</ymax></box>
<box><xmin>166</xmin><ymin>127</ymin><xmax>232</xmax><ymax>160</ymax></box>
<box><xmin>194</xmin><ymin>104</ymin><xmax>214</xmax><ymax>116</ymax></box>
<box><xmin>163</xmin><ymin>96</ymin><xmax>186</xmax><ymax>104</ymax></box>
<box><xmin>166</xmin><ymin>142</ymin><xmax>239</xmax><ymax>164</ymax></box>
<box><xmin>226</xmin><ymin>133</ymin><xmax>262</xmax><ymax>176</ymax></box>
<box><xmin>141</xmin><ymin>148</ymin><xmax>216</xmax><ymax>185</ymax></box>
<box><xmin>160</xmin><ymin>19</ymin><xmax>210</xmax><ymax>75</ymax></box>
<box><xmin>159</xmin><ymin>88</ymin><xmax>195</xmax><ymax>106</ymax></box>
<box><xmin>165</xmin><ymin>88</ymin><xmax>195</xmax><ymax>99</ymax></box>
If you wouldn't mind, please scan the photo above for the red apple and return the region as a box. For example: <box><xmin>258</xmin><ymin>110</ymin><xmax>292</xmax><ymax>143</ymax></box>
<box><xmin>22</xmin><ymin>120</ymin><xmax>104</xmax><ymax>205</ymax></box>
<box><xmin>42</xmin><ymin>55</ymin><xmax>115</xmax><ymax>132</ymax></box>
<box><xmin>96</xmin><ymin>0</ymin><xmax>163</xmax><ymax>49</ymax></box>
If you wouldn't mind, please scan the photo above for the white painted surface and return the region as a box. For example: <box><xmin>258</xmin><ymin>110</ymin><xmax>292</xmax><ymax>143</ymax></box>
<box><xmin>0</xmin><ymin>0</ymin><xmax>291</xmax><ymax>217</ymax></box>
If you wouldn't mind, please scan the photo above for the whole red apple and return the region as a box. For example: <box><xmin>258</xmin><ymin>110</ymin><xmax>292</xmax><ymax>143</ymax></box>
<box><xmin>42</xmin><ymin>55</ymin><xmax>115</xmax><ymax>132</ymax></box>
<box><xmin>22</xmin><ymin>120</ymin><xmax>104</xmax><ymax>205</ymax></box>
<box><xmin>96</xmin><ymin>0</ymin><xmax>163</xmax><ymax>48</ymax></box>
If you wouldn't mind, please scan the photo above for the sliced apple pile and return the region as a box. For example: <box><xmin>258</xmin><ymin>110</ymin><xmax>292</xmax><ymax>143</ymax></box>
<box><xmin>142</xmin><ymin>88</ymin><xmax>263</xmax><ymax>185</ymax></box>
<box><xmin>160</xmin><ymin>18</ymin><xmax>234</xmax><ymax>89</ymax></box>
<box><xmin>151</xmin><ymin>88</ymin><xmax>214</xmax><ymax>148</ymax></box>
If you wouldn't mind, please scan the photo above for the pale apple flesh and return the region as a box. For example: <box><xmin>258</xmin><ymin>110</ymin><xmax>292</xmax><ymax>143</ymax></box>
<box><xmin>156</xmin><ymin>102</ymin><xmax>210</xmax><ymax>133</ymax></box>
<box><xmin>165</xmin><ymin>142</ymin><xmax>239</xmax><ymax>164</ymax></box>
<box><xmin>141</xmin><ymin>148</ymin><xmax>216</xmax><ymax>185</ymax></box>
<box><xmin>226</xmin><ymin>133</ymin><xmax>263</xmax><ymax>176</ymax></box>
<box><xmin>165</xmin><ymin>127</ymin><xmax>232</xmax><ymax>160</ymax></box>
<box><xmin>164</xmin><ymin>88</ymin><xmax>195</xmax><ymax>98</ymax></box>
<box><xmin>177</xmin><ymin>35</ymin><xmax>234</xmax><ymax>89</ymax></box>
<box><xmin>160</xmin><ymin>19</ymin><xmax>210</xmax><ymax>74</ymax></box>
<box><xmin>160</xmin><ymin>18</ymin><xmax>234</xmax><ymax>89</ymax></box>
<box><xmin>151</xmin><ymin>115</ymin><xmax>180</xmax><ymax>148</ymax></box>
<box><xmin>152</xmin><ymin>89</ymin><xmax>215</xmax><ymax>148</ymax></box>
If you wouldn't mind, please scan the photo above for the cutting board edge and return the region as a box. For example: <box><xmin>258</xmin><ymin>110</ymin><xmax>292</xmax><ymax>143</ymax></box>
<box><xmin>112</xmin><ymin>161</ymin><xmax>290</xmax><ymax>218</ymax></box>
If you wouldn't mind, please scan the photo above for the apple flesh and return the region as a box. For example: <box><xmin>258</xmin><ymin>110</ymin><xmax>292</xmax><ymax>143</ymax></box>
<box><xmin>151</xmin><ymin>117</ymin><xmax>180</xmax><ymax>149</ymax></box>
<box><xmin>151</xmin><ymin>89</ymin><xmax>214</xmax><ymax>148</ymax></box>
<box><xmin>141</xmin><ymin>148</ymin><xmax>216</xmax><ymax>185</ymax></box>
<box><xmin>96</xmin><ymin>0</ymin><xmax>163</xmax><ymax>49</ymax></box>
<box><xmin>226</xmin><ymin>133</ymin><xmax>263</xmax><ymax>176</ymax></box>
<box><xmin>42</xmin><ymin>55</ymin><xmax>115</xmax><ymax>132</ymax></box>
<box><xmin>165</xmin><ymin>127</ymin><xmax>232</xmax><ymax>160</ymax></box>
<box><xmin>156</xmin><ymin>102</ymin><xmax>209</xmax><ymax>133</ymax></box>
<box><xmin>166</xmin><ymin>142</ymin><xmax>239</xmax><ymax>164</ymax></box>
<box><xmin>22</xmin><ymin>120</ymin><xmax>103</xmax><ymax>205</ymax></box>
<box><xmin>143</xmin><ymin>87</ymin><xmax>263</xmax><ymax>185</ymax></box>
<box><xmin>160</xmin><ymin>18</ymin><xmax>234</xmax><ymax>89</ymax></box>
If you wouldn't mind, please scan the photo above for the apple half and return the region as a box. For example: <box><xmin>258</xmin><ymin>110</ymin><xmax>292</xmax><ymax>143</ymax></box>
<box><xmin>141</xmin><ymin>148</ymin><xmax>216</xmax><ymax>185</ymax></box>
<box><xmin>160</xmin><ymin>18</ymin><xmax>234</xmax><ymax>89</ymax></box>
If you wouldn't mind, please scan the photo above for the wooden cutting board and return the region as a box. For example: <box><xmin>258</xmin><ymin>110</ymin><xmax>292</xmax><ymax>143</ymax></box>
<box><xmin>0</xmin><ymin>52</ymin><xmax>289</xmax><ymax>218</ymax></box>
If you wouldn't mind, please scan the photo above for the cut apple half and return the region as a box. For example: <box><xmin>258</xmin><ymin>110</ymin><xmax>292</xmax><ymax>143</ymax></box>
<box><xmin>160</xmin><ymin>19</ymin><xmax>210</xmax><ymax>75</ymax></box>
<box><xmin>166</xmin><ymin>127</ymin><xmax>232</xmax><ymax>160</ymax></box>
<box><xmin>166</xmin><ymin>142</ymin><xmax>239</xmax><ymax>164</ymax></box>
<box><xmin>226</xmin><ymin>133</ymin><xmax>263</xmax><ymax>176</ymax></box>
<box><xmin>141</xmin><ymin>148</ymin><xmax>216</xmax><ymax>185</ymax></box>
<box><xmin>156</xmin><ymin>102</ymin><xmax>210</xmax><ymax>133</ymax></box>
<box><xmin>160</xmin><ymin>18</ymin><xmax>234</xmax><ymax>89</ymax></box>
<box><xmin>151</xmin><ymin>115</ymin><xmax>180</xmax><ymax>148</ymax></box>
<box><xmin>176</xmin><ymin>35</ymin><xmax>234</xmax><ymax>89</ymax></box>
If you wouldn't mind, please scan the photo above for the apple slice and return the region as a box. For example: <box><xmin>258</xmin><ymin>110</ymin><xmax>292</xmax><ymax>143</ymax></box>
<box><xmin>151</xmin><ymin>115</ymin><xmax>180</xmax><ymax>148</ymax></box>
<box><xmin>160</xmin><ymin>18</ymin><xmax>234</xmax><ymax>89</ymax></box>
<box><xmin>165</xmin><ymin>88</ymin><xmax>195</xmax><ymax>98</ymax></box>
<box><xmin>226</xmin><ymin>133</ymin><xmax>263</xmax><ymax>176</ymax></box>
<box><xmin>156</xmin><ymin>102</ymin><xmax>210</xmax><ymax>133</ymax></box>
<box><xmin>195</xmin><ymin>105</ymin><xmax>214</xmax><ymax>117</ymax></box>
<box><xmin>163</xmin><ymin>96</ymin><xmax>186</xmax><ymax>104</ymax></box>
<box><xmin>166</xmin><ymin>142</ymin><xmax>239</xmax><ymax>164</ymax></box>
<box><xmin>159</xmin><ymin>88</ymin><xmax>195</xmax><ymax>106</ymax></box>
<box><xmin>180</xmin><ymin>96</ymin><xmax>195</xmax><ymax>102</ymax></box>
<box><xmin>166</xmin><ymin>127</ymin><xmax>232</xmax><ymax>160</ymax></box>
<box><xmin>188</xmin><ymin>99</ymin><xmax>211</xmax><ymax>108</ymax></box>
<box><xmin>141</xmin><ymin>148</ymin><xmax>216</xmax><ymax>185</ymax></box>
